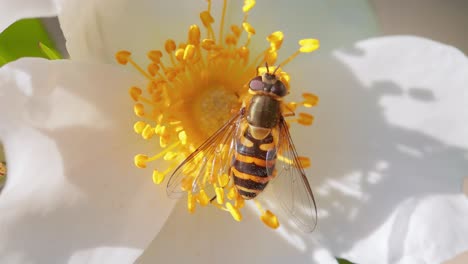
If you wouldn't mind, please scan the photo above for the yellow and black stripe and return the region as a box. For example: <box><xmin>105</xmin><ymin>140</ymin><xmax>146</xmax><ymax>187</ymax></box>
<box><xmin>232</xmin><ymin>127</ymin><xmax>276</xmax><ymax>200</ymax></box>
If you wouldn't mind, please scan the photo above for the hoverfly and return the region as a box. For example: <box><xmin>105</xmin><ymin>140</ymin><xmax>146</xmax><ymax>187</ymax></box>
<box><xmin>167</xmin><ymin>65</ymin><xmax>317</xmax><ymax>232</ymax></box>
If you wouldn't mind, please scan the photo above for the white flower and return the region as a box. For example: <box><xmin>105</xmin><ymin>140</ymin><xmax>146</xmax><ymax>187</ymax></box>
<box><xmin>1</xmin><ymin>1</ymin><xmax>467</xmax><ymax>264</ymax></box>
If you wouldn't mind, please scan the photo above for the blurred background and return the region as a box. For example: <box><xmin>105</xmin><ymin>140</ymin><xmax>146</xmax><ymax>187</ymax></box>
<box><xmin>371</xmin><ymin>0</ymin><xmax>468</xmax><ymax>54</ymax></box>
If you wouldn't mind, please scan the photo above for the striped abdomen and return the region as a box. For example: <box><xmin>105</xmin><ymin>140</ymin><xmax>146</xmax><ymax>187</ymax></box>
<box><xmin>231</xmin><ymin>127</ymin><xmax>276</xmax><ymax>200</ymax></box>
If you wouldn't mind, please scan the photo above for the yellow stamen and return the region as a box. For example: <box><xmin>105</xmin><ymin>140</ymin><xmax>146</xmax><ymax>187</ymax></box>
<box><xmin>133</xmin><ymin>103</ymin><xmax>145</xmax><ymax>117</ymax></box>
<box><xmin>302</xmin><ymin>93</ymin><xmax>319</xmax><ymax>107</ymax></box>
<box><xmin>298</xmin><ymin>156</ymin><xmax>311</xmax><ymax>168</ymax></box>
<box><xmin>165</xmin><ymin>39</ymin><xmax>176</xmax><ymax>53</ymax></box>
<box><xmin>188</xmin><ymin>25</ymin><xmax>201</xmax><ymax>45</ymax></box>
<box><xmin>277</xmin><ymin>39</ymin><xmax>320</xmax><ymax>69</ymax></box>
<box><xmin>117</xmin><ymin>0</ymin><xmax>319</xmax><ymax>230</ymax></box>
<box><xmin>115</xmin><ymin>50</ymin><xmax>131</xmax><ymax>65</ymax></box>
<box><xmin>227</xmin><ymin>186</ymin><xmax>238</xmax><ymax>201</ymax></box>
<box><xmin>129</xmin><ymin>86</ymin><xmax>142</xmax><ymax>101</ymax></box>
<box><xmin>152</xmin><ymin>165</ymin><xmax>176</xmax><ymax>185</ymax></box>
<box><xmin>147</xmin><ymin>50</ymin><xmax>163</xmax><ymax>64</ymax></box>
<box><xmin>297</xmin><ymin>113</ymin><xmax>314</xmax><ymax>126</ymax></box>
<box><xmin>255</xmin><ymin>200</ymin><xmax>280</xmax><ymax>229</ymax></box>
<box><xmin>117</xmin><ymin>51</ymin><xmax>154</xmax><ymax>80</ymax></box>
<box><xmin>243</xmin><ymin>0</ymin><xmax>256</xmax><ymax>13</ymax></box>
<box><xmin>261</xmin><ymin>210</ymin><xmax>280</xmax><ymax>229</ymax></box>
<box><xmin>299</xmin><ymin>38</ymin><xmax>320</xmax><ymax>53</ymax></box>
<box><xmin>267</xmin><ymin>31</ymin><xmax>284</xmax><ymax>51</ymax></box>
<box><xmin>134</xmin><ymin>154</ymin><xmax>149</xmax><ymax>169</ymax></box>
<box><xmin>188</xmin><ymin>192</ymin><xmax>196</xmax><ymax>213</ymax></box>
<box><xmin>142</xmin><ymin>124</ymin><xmax>155</xmax><ymax>140</ymax></box>
<box><xmin>197</xmin><ymin>189</ymin><xmax>210</xmax><ymax>206</ymax></box>
<box><xmin>226</xmin><ymin>202</ymin><xmax>242</xmax><ymax>221</ymax></box>
<box><xmin>219</xmin><ymin>0</ymin><xmax>227</xmax><ymax>44</ymax></box>
<box><xmin>133</xmin><ymin>121</ymin><xmax>146</xmax><ymax>134</ymax></box>
<box><xmin>215</xmin><ymin>187</ymin><xmax>225</xmax><ymax>204</ymax></box>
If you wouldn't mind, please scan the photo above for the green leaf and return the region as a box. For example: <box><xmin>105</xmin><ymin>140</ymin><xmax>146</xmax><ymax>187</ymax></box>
<box><xmin>336</xmin><ymin>257</ymin><xmax>356</xmax><ymax>264</ymax></box>
<box><xmin>39</xmin><ymin>42</ymin><xmax>62</xmax><ymax>60</ymax></box>
<box><xmin>0</xmin><ymin>18</ymin><xmax>62</xmax><ymax>67</ymax></box>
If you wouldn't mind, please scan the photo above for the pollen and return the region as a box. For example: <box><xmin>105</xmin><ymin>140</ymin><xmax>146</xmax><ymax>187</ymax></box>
<box><xmin>117</xmin><ymin>0</ymin><xmax>319</xmax><ymax>230</ymax></box>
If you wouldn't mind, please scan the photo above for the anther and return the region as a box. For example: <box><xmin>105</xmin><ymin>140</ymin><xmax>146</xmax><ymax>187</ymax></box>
<box><xmin>217</xmin><ymin>173</ymin><xmax>230</xmax><ymax>187</ymax></box>
<box><xmin>163</xmin><ymin>151</ymin><xmax>178</xmax><ymax>161</ymax></box>
<box><xmin>115</xmin><ymin>50</ymin><xmax>131</xmax><ymax>65</ymax></box>
<box><xmin>165</xmin><ymin>39</ymin><xmax>177</xmax><ymax>53</ymax></box>
<box><xmin>133</xmin><ymin>121</ymin><xmax>146</xmax><ymax>134</ymax></box>
<box><xmin>188</xmin><ymin>192</ymin><xmax>196</xmax><ymax>213</ymax></box>
<box><xmin>231</xmin><ymin>25</ymin><xmax>242</xmax><ymax>38</ymax></box>
<box><xmin>147</xmin><ymin>50</ymin><xmax>163</xmax><ymax>63</ymax></box>
<box><xmin>201</xmin><ymin>39</ymin><xmax>216</xmax><ymax>50</ymax></box>
<box><xmin>129</xmin><ymin>86</ymin><xmax>142</xmax><ymax>101</ymax></box>
<box><xmin>227</xmin><ymin>186</ymin><xmax>237</xmax><ymax>200</ymax></box>
<box><xmin>188</xmin><ymin>25</ymin><xmax>201</xmax><ymax>45</ymax></box>
<box><xmin>175</xmin><ymin>48</ymin><xmax>185</xmax><ymax>62</ymax></box>
<box><xmin>147</xmin><ymin>63</ymin><xmax>160</xmax><ymax>76</ymax></box>
<box><xmin>242</xmin><ymin>0</ymin><xmax>256</xmax><ymax>12</ymax></box>
<box><xmin>134</xmin><ymin>154</ymin><xmax>149</xmax><ymax>169</ymax></box>
<box><xmin>298</xmin><ymin>156</ymin><xmax>311</xmax><ymax>168</ymax></box>
<box><xmin>200</xmin><ymin>11</ymin><xmax>214</xmax><ymax>27</ymax></box>
<box><xmin>142</xmin><ymin>124</ymin><xmax>155</xmax><ymax>139</ymax></box>
<box><xmin>267</xmin><ymin>31</ymin><xmax>284</xmax><ymax>51</ymax></box>
<box><xmin>226</xmin><ymin>202</ymin><xmax>242</xmax><ymax>221</ymax></box>
<box><xmin>261</xmin><ymin>210</ymin><xmax>280</xmax><ymax>229</ymax></box>
<box><xmin>198</xmin><ymin>190</ymin><xmax>210</xmax><ymax>206</ymax></box>
<box><xmin>242</xmin><ymin>22</ymin><xmax>255</xmax><ymax>35</ymax></box>
<box><xmin>299</xmin><ymin>39</ymin><xmax>320</xmax><ymax>53</ymax></box>
<box><xmin>302</xmin><ymin>93</ymin><xmax>319</xmax><ymax>107</ymax></box>
<box><xmin>134</xmin><ymin>103</ymin><xmax>145</xmax><ymax>117</ymax></box>
<box><xmin>152</xmin><ymin>170</ymin><xmax>165</xmax><ymax>184</ymax></box>
<box><xmin>298</xmin><ymin>113</ymin><xmax>314</xmax><ymax>126</ymax></box>
<box><xmin>215</xmin><ymin>187</ymin><xmax>224</xmax><ymax>204</ymax></box>
<box><xmin>178</xmin><ymin>131</ymin><xmax>188</xmax><ymax>145</ymax></box>
<box><xmin>225</xmin><ymin>35</ymin><xmax>237</xmax><ymax>46</ymax></box>
<box><xmin>183</xmin><ymin>45</ymin><xmax>196</xmax><ymax>61</ymax></box>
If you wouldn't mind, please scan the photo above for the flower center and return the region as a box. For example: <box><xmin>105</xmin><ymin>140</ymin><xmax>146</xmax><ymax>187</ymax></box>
<box><xmin>195</xmin><ymin>85</ymin><xmax>239</xmax><ymax>138</ymax></box>
<box><xmin>116</xmin><ymin>0</ymin><xmax>319</xmax><ymax>230</ymax></box>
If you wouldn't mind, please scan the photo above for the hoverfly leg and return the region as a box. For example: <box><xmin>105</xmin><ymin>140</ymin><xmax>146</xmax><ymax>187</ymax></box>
<box><xmin>282</xmin><ymin>104</ymin><xmax>296</xmax><ymax>117</ymax></box>
<box><xmin>209</xmin><ymin>195</ymin><xmax>217</xmax><ymax>203</ymax></box>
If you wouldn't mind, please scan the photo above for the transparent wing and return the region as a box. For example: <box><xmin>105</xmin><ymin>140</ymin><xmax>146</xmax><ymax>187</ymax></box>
<box><xmin>166</xmin><ymin>110</ymin><xmax>243</xmax><ymax>199</ymax></box>
<box><xmin>271</xmin><ymin>117</ymin><xmax>318</xmax><ymax>232</ymax></box>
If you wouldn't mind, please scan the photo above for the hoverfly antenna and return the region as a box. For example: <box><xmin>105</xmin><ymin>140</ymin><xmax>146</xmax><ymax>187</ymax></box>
<box><xmin>272</xmin><ymin>65</ymin><xmax>280</xmax><ymax>75</ymax></box>
<box><xmin>265</xmin><ymin>62</ymin><xmax>270</xmax><ymax>73</ymax></box>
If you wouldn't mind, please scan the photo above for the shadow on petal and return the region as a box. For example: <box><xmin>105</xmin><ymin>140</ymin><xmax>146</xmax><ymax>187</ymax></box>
<box><xmin>0</xmin><ymin>59</ymin><xmax>175</xmax><ymax>263</ymax></box>
<box><xmin>137</xmin><ymin>38</ymin><xmax>467</xmax><ymax>264</ymax></box>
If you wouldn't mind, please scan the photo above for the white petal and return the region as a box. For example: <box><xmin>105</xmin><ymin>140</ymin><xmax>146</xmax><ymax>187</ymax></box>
<box><xmin>0</xmin><ymin>0</ymin><xmax>58</xmax><ymax>32</ymax></box>
<box><xmin>58</xmin><ymin>0</ymin><xmax>378</xmax><ymax>63</ymax></box>
<box><xmin>136</xmin><ymin>201</ymin><xmax>338</xmax><ymax>264</ymax></box>
<box><xmin>58</xmin><ymin>0</ymin><xmax>204</xmax><ymax>62</ymax></box>
<box><xmin>0</xmin><ymin>58</ymin><xmax>175</xmax><ymax>263</ymax></box>
<box><xmin>292</xmin><ymin>36</ymin><xmax>467</xmax><ymax>263</ymax></box>
<box><xmin>348</xmin><ymin>195</ymin><xmax>468</xmax><ymax>264</ymax></box>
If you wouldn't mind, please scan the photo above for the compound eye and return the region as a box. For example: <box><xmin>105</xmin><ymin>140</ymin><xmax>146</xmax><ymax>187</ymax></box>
<box><xmin>271</xmin><ymin>81</ymin><xmax>287</xmax><ymax>97</ymax></box>
<box><xmin>249</xmin><ymin>76</ymin><xmax>264</xmax><ymax>91</ymax></box>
